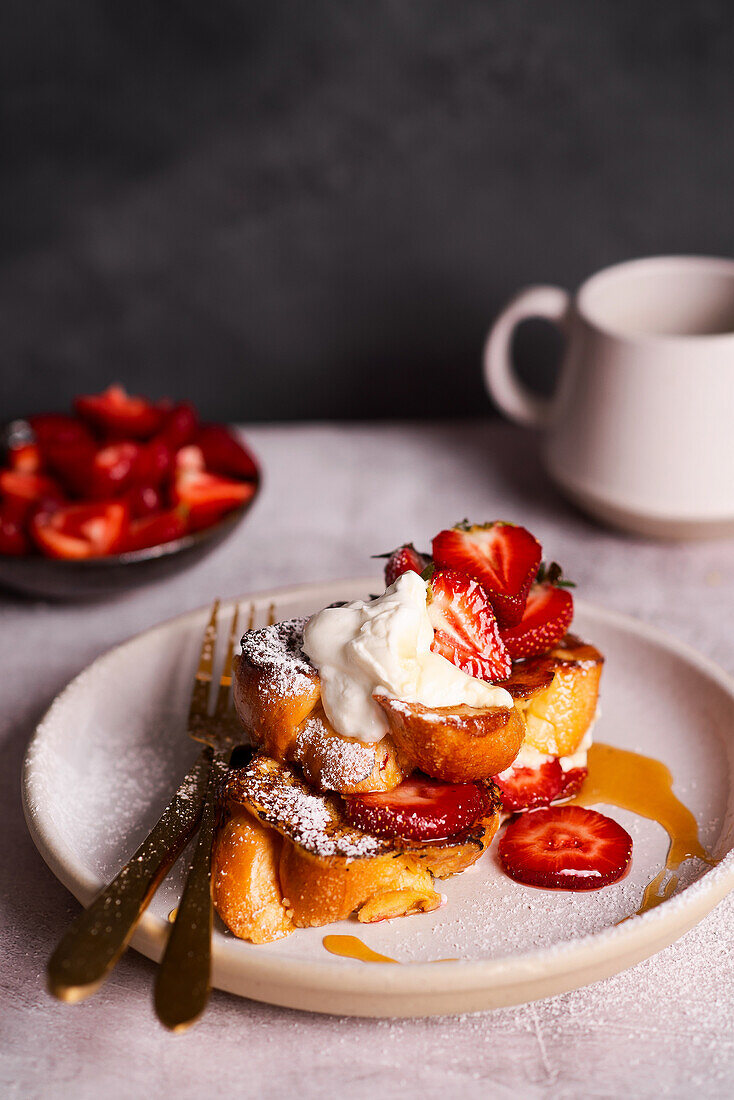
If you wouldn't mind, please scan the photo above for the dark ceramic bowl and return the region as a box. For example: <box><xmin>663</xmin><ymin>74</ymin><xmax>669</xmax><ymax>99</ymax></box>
<box><xmin>0</xmin><ymin>494</ymin><xmax>258</xmax><ymax>600</ymax></box>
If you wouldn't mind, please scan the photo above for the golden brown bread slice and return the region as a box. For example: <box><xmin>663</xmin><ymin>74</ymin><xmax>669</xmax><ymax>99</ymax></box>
<box><xmin>213</xmin><ymin>753</ymin><xmax>501</xmax><ymax>943</ymax></box>
<box><xmin>506</xmin><ymin>634</ymin><xmax>603</xmax><ymax>757</ymax></box>
<box><xmin>234</xmin><ymin>618</ymin><xmax>522</xmax><ymax>792</ymax></box>
<box><xmin>375</xmin><ymin>696</ymin><xmax>526</xmax><ymax>782</ymax></box>
<box><xmin>233</xmin><ymin>620</ymin><xmax>410</xmax><ymax>794</ymax></box>
<box><xmin>233</xmin><ymin>620</ymin><xmax>603</xmax><ymax>793</ymax></box>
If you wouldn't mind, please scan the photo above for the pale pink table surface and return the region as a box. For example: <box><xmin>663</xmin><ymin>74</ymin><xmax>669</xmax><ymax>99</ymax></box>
<box><xmin>2</xmin><ymin>421</ymin><xmax>733</xmax><ymax>1099</ymax></box>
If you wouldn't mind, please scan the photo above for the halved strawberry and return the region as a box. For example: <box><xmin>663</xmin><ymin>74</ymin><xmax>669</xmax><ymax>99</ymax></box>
<box><xmin>132</xmin><ymin>438</ymin><xmax>172</xmax><ymax>487</ymax></box>
<box><xmin>30</xmin><ymin>501</ymin><xmax>129</xmax><ymax>559</ymax></box>
<box><xmin>43</xmin><ymin>438</ymin><xmax>98</xmax><ymax>497</ymax></box>
<box><xmin>88</xmin><ymin>442</ymin><xmax>140</xmax><ymax>498</ymax></box>
<box><xmin>377</xmin><ymin>543</ymin><xmax>430</xmax><ymax>587</ymax></box>
<box><xmin>118</xmin><ymin>509</ymin><xmax>187</xmax><ymax>553</ymax></box>
<box><xmin>159</xmin><ymin>402</ymin><xmax>199</xmax><ymax>449</ymax></box>
<box><xmin>427</xmin><ymin>569</ymin><xmax>511</xmax><ymax>682</ymax></box>
<box><xmin>0</xmin><ymin>470</ymin><xmax>64</xmax><ymax>515</ymax></box>
<box><xmin>175</xmin><ymin>445</ymin><xmax>206</xmax><ymax>473</ymax></box>
<box><xmin>556</xmin><ymin>766</ymin><xmax>588</xmax><ymax>801</ymax></box>
<box><xmin>500</xmin><ymin>581</ymin><xmax>574</xmax><ymax>660</ymax></box>
<box><xmin>8</xmin><ymin>442</ymin><xmax>41</xmax><ymax>473</ymax></box>
<box><xmin>343</xmin><ymin>774</ymin><xmax>493</xmax><ymax>841</ymax></box>
<box><xmin>494</xmin><ymin>758</ymin><xmax>564</xmax><ymax>812</ymax></box>
<box><xmin>29</xmin><ymin>414</ymin><xmax>95</xmax><ymax>451</ymax></box>
<box><xmin>0</xmin><ymin>507</ymin><xmax>30</xmax><ymax>555</ymax></box>
<box><xmin>432</xmin><ymin>522</ymin><xmax>542</xmax><ymax>629</ymax></box>
<box><xmin>498</xmin><ymin>805</ymin><xmax>632</xmax><ymax>891</ymax></box>
<box><xmin>173</xmin><ymin>469</ymin><xmax>256</xmax><ymax>530</ymax></box>
<box><xmin>126</xmin><ymin>483</ymin><xmax>163</xmax><ymax>519</ymax></box>
<box><xmin>196</xmin><ymin>424</ymin><xmax>259</xmax><ymax>481</ymax></box>
<box><xmin>75</xmin><ymin>385</ymin><xmax>163</xmax><ymax>439</ymax></box>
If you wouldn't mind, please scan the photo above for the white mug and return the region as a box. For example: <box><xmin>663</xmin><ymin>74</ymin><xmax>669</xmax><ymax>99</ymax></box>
<box><xmin>484</xmin><ymin>255</ymin><xmax>734</xmax><ymax>538</ymax></box>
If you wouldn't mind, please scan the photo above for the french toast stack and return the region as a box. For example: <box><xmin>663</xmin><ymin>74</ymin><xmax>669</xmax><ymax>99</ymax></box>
<box><xmin>213</xmin><ymin>522</ymin><xmax>603</xmax><ymax>943</ymax></box>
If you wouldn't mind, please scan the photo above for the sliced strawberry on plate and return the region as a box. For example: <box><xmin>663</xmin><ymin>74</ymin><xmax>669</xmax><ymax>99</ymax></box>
<box><xmin>74</xmin><ymin>385</ymin><xmax>163</xmax><ymax>439</ymax></box>
<box><xmin>432</xmin><ymin>521</ymin><xmax>542</xmax><ymax>629</ymax></box>
<box><xmin>30</xmin><ymin>501</ymin><xmax>129</xmax><ymax>559</ymax></box>
<box><xmin>196</xmin><ymin>424</ymin><xmax>259</xmax><ymax>481</ymax></box>
<box><xmin>498</xmin><ymin>805</ymin><xmax>632</xmax><ymax>891</ymax></box>
<box><xmin>173</xmin><ymin>469</ymin><xmax>257</xmax><ymax>530</ymax></box>
<box><xmin>500</xmin><ymin>577</ymin><xmax>574</xmax><ymax>660</ymax></box>
<box><xmin>118</xmin><ymin>509</ymin><xmax>188</xmax><ymax>553</ymax></box>
<box><xmin>377</xmin><ymin>543</ymin><xmax>430</xmax><ymax>587</ymax></box>
<box><xmin>343</xmin><ymin>774</ymin><xmax>493</xmax><ymax>841</ymax></box>
<box><xmin>556</xmin><ymin>766</ymin><xmax>588</xmax><ymax>801</ymax></box>
<box><xmin>427</xmin><ymin>568</ymin><xmax>511</xmax><ymax>682</ymax></box>
<box><xmin>494</xmin><ymin>758</ymin><xmax>564</xmax><ymax>812</ymax></box>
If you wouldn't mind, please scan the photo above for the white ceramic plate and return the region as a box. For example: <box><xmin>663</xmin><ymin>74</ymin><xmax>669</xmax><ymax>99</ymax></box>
<box><xmin>22</xmin><ymin>579</ymin><xmax>734</xmax><ymax>1018</ymax></box>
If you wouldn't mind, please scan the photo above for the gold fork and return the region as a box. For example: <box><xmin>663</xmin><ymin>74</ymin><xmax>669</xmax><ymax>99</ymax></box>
<box><xmin>46</xmin><ymin>599</ymin><xmax>240</xmax><ymax>1004</ymax></box>
<box><xmin>154</xmin><ymin>600</ymin><xmax>245</xmax><ymax>1032</ymax></box>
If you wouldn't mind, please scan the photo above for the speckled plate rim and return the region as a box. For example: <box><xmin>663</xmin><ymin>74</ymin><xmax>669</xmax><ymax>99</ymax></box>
<box><xmin>21</xmin><ymin>580</ymin><xmax>734</xmax><ymax>1017</ymax></box>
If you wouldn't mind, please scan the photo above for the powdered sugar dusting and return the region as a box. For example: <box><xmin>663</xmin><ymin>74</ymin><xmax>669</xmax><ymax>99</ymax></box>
<box><xmin>226</xmin><ymin>755</ymin><xmax>391</xmax><ymax>860</ymax></box>
<box><xmin>239</xmin><ymin>618</ymin><xmax>316</xmax><ymax>699</ymax></box>
<box><xmin>294</xmin><ymin>713</ymin><xmax>376</xmax><ymax>789</ymax></box>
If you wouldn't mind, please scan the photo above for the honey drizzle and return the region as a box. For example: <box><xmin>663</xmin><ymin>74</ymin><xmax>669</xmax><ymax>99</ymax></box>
<box><xmin>322</xmin><ymin>935</ymin><xmax>398</xmax><ymax>964</ymax></box>
<box><xmin>322</xmin><ymin>935</ymin><xmax>458</xmax><ymax>964</ymax></box>
<box><xmin>570</xmin><ymin>742</ymin><xmax>718</xmax><ymax>915</ymax></box>
<box><xmin>322</xmin><ymin>742</ymin><xmax>719</xmax><ymax>962</ymax></box>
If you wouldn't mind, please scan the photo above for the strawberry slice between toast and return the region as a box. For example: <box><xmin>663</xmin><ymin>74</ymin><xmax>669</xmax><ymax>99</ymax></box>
<box><xmin>494</xmin><ymin>758</ymin><xmax>565</xmax><ymax>811</ymax></box>
<box><xmin>343</xmin><ymin>774</ymin><xmax>494</xmax><ymax>841</ymax></box>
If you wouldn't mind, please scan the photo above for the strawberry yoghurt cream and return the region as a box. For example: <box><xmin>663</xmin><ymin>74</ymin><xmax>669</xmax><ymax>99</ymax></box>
<box><xmin>302</xmin><ymin>571</ymin><xmax>513</xmax><ymax>744</ymax></box>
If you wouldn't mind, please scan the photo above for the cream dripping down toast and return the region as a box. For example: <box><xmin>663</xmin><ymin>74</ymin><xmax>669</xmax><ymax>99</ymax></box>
<box><xmin>214</xmin><ymin>521</ymin><xmax>613</xmax><ymax>943</ymax></box>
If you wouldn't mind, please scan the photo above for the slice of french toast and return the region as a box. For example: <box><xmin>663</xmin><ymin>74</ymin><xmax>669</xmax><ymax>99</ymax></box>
<box><xmin>213</xmin><ymin>753</ymin><xmax>501</xmax><ymax>943</ymax></box>
<box><xmin>234</xmin><ymin>619</ymin><xmax>603</xmax><ymax>793</ymax></box>
<box><xmin>506</xmin><ymin>634</ymin><xmax>603</xmax><ymax>758</ymax></box>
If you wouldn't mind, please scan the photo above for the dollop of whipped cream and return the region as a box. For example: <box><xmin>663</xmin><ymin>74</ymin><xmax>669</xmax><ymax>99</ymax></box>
<box><xmin>302</xmin><ymin>571</ymin><xmax>513</xmax><ymax>743</ymax></box>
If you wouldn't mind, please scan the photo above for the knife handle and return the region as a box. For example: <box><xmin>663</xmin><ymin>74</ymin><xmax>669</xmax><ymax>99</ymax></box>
<box><xmin>47</xmin><ymin>748</ymin><xmax>213</xmax><ymax>1003</ymax></box>
<box><xmin>153</xmin><ymin>752</ymin><xmax>228</xmax><ymax>1031</ymax></box>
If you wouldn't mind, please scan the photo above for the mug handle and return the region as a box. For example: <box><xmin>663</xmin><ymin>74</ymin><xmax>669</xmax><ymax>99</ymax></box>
<box><xmin>483</xmin><ymin>285</ymin><xmax>571</xmax><ymax>429</ymax></box>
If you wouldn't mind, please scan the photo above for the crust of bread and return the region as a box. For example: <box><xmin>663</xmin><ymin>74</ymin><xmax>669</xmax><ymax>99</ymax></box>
<box><xmin>375</xmin><ymin>696</ymin><xmax>526</xmax><ymax>782</ymax></box>
<box><xmin>234</xmin><ymin>621</ymin><xmax>603</xmax><ymax>793</ymax></box>
<box><xmin>213</xmin><ymin>755</ymin><xmax>500</xmax><ymax>942</ymax></box>
<box><xmin>212</xmin><ymin>809</ymin><xmax>294</xmax><ymax>943</ymax></box>
<box><xmin>291</xmin><ymin>705</ymin><xmax>411</xmax><ymax>794</ymax></box>
<box><xmin>511</xmin><ymin>634</ymin><xmax>604</xmax><ymax>757</ymax></box>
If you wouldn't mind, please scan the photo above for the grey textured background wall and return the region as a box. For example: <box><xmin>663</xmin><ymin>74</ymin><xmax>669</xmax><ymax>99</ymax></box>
<box><xmin>2</xmin><ymin>0</ymin><xmax>733</xmax><ymax>421</ymax></box>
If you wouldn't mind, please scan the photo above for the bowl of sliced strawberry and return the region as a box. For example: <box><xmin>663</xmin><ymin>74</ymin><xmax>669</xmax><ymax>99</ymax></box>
<box><xmin>0</xmin><ymin>385</ymin><xmax>260</xmax><ymax>599</ymax></box>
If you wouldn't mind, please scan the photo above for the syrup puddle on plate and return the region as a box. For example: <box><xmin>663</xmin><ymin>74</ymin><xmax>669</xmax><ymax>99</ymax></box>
<box><xmin>570</xmin><ymin>742</ymin><xmax>718</xmax><ymax>916</ymax></box>
<box><xmin>322</xmin><ymin>935</ymin><xmax>457</xmax><ymax>964</ymax></box>
<box><xmin>322</xmin><ymin>741</ymin><xmax>719</xmax><ymax>962</ymax></box>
